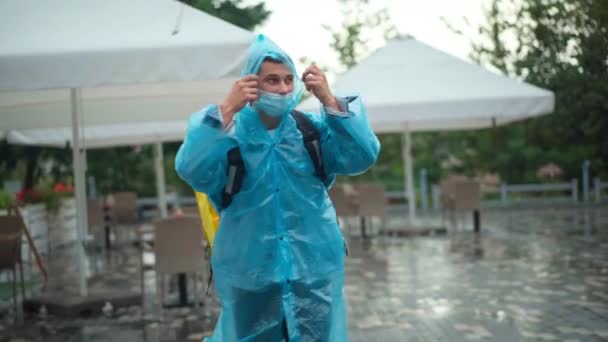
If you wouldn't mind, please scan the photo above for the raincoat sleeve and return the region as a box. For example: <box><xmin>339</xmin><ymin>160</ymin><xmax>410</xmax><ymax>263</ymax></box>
<box><xmin>175</xmin><ymin>104</ymin><xmax>238</xmax><ymax>195</ymax></box>
<box><xmin>315</xmin><ymin>94</ymin><xmax>380</xmax><ymax>176</ymax></box>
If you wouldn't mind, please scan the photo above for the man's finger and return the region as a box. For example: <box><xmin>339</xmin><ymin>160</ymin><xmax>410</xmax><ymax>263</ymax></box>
<box><xmin>304</xmin><ymin>82</ymin><xmax>323</xmax><ymax>91</ymax></box>
<box><xmin>302</xmin><ymin>65</ymin><xmax>315</xmax><ymax>74</ymax></box>
<box><xmin>241</xmin><ymin>74</ymin><xmax>259</xmax><ymax>81</ymax></box>
<box><xmin>305</xmin><ymin>65</ymin><xmax>323</xmax><ymax>77</ymax></box>
<box><xmin>245</xmin><ymin>94</ymin><xmax>258</xmax><ymax>101</ymax></box>
<box><xmin>304</xmin><ymin>76</ymin><xmax>322</xmax><ymax>83</ymax></box>
<box><xmin>304</xmin><ymin>79</ymin><xmax>324</xmax><ymax>89</ymax></box>
<box><xmin>240</xmin><ymin>81</ymin><xmax>259</xmax><ymax>88</ymax></box>
<box><xmin>305</xmin><ymin>81</ymin><xmax>323</xmax><ymax>87</ymax></box>
<box><xmin>240</xmin><ymin>75</ymin><xmax>259</xmax><ymax>86</ymax></box>
<box><xmin>240</xmin><ymin>78</ymin><xmax>259</xmax><ymax>85</ymax></box>
<box><xmin>302</xmin><ymin>70</ymin><xmax>320</xmax><ymax>79</ymax></box>
<box><xmin>302</xmin><ymin>65</ymin><xmax>321</xmax><ymax>80</ymax></box>
<box><xmin>304</xmin><ymin>74</ymin><xmax>323</xmax><ymax>82</ymax></box>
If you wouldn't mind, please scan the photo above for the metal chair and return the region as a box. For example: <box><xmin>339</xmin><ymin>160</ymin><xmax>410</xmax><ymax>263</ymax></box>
<box><xmin>353</xmin><ymin>184</ymin><xmax>387</xmax><ymax>237</ymax></box>
<box><xmin>152</xmin><ymin>216</ymin><xmax>208</xmax><ymax>319</ymax></box>
<box><xmin>440</xmin><ymin>178</ymin><xmax>481</xmax><ymax>231</ymax></box>
<box><xmin>329</xmin><ymin>184</ymin><xmax>358</xmax><ymax>234</ymax></box>
<box><xmin>108</xmin><ymin>192</ymin><xmax>138</xmax><ymax>244</ymax></box>
<box><xmin>0</xmin><ymin>213</ymin><xmax>26</xmax><ymax>320</ymax></box>
<box><xmin>86</xmin><ymin>198</ymin><xmax>105</xmax><ymax>247</ymax></box>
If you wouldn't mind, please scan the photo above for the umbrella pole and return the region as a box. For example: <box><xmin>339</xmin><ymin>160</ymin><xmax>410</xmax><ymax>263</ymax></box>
<box><xmin>154</xmin><ymin>142</ymin><xmax>168</xmax><ymax>218</ymax></box>
<box><xmin>71</xmin><ymin>88</ymin><xmax>88</xmax><ymax>297</ymax></box>
<box><xmin>402</xmin><ymin>128</ymin><xmax>416</xmax><ymax>222</ymax></box>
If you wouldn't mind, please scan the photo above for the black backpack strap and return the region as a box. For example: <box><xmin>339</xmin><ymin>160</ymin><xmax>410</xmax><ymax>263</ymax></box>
<box><xmin>220</xmin><ymin>112</ymin><xmax>327</xmax><ymax>210</ymax></box>
<box><xmin>221</xmin><ymin>147</ymin><xmax>245</xmax><ymax>209</ymax></box>
<box><xmin>291</xmin><ymin>110</ymin><xmax>329</xmax><ymax>187</ymax></box>
<box><xmin>205</xmin><ymin>265</ymin><xmax>214</xmax><ymax>296</ymax></box>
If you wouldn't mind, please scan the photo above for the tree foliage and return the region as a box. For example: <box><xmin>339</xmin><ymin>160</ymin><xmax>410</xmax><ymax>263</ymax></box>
<box><xmin>459</xmin><ymin>0</ymin><xmax>608</xmax><ymax>181</ymax></box>
<box><xmin>326</xmin><ymin>0</ymin><xmax>398</xmax><ymax>71</ymax></box>
<box><xmin>178</xmin><ymin>0</ymin><xmax>270</xmax><ymax>31</ymax></box>
<box><xmin>329</xmin><ymin>0</ymin><xmax>607</xmax><ymax>191</ymax></box>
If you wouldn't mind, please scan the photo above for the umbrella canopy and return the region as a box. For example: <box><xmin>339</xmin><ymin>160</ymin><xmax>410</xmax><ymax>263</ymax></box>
<box><xmin>0</xmin><ymin>0</ymin><xmax>250</xmax><ymax>131</ymax></box>
<box><xmin>300</xmin><ymin>37</ymin><xmax>555</xmax><ymax>221</ymax></box>
<box><xmin>0</xmin><ymin>0</ymin><xmax>253</xmax><ymax>296</ymax></box>
<box><xmin>299</xmin><ymin>37</ymin><xmax>554</xmax><ymax>133</ymax></box>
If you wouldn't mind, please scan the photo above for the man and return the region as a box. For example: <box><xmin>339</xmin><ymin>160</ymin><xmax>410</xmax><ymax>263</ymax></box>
<box><xmin>176</xmin><ymin>34</ymin><xmax>380</xmax><ymax>342</ymax></box>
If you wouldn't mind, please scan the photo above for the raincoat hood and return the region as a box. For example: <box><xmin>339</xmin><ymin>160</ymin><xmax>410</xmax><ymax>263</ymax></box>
<box><xmin>241</xmin><ymin>34</ymin><xmax>304</xmax><ymax>118</ymax></box>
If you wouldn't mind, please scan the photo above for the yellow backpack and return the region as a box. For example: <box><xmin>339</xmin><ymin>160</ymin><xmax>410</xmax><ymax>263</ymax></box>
<box><xmin>194</xmin><ymin>191</ymin><xmax>220</xmax><ymax>250</ymax></box>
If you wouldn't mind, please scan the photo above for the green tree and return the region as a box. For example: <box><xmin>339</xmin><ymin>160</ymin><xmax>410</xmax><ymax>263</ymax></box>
<box><xmin>461</xmin><ymin>0</ymin><xmax>608</xmax><ymax>181</ymax></box>
<box><xmin>178</xmin><ymin>0</ymin><xmax>270</xmax><ymax>30</ymax></box>
<box><xmin>325</xmin><ymin>0</ymin><xmax>405</xmax><ymax>189</ymax></box>
<box><xmin>326</xmin><ymin>0</ymin><xmax>398</xmax><ymax>70</ymax></box>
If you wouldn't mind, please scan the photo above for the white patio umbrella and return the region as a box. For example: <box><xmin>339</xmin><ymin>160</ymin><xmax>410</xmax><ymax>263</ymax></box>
<box><xmin>0</xmin><ymin>0</ymin><xmax>252</xmax><ymax>296</ymax></box>
<box><xmin>299</xmin><ymin>37</ymin><xmax>555</xmax><ymax>221</ymax></box>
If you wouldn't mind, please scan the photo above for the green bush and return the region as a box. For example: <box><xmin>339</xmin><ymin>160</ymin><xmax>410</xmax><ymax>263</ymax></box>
<box><xmin>0</xmin><ymin>189</ymin><xmax>15</xmax><ymax>209</ymax></box>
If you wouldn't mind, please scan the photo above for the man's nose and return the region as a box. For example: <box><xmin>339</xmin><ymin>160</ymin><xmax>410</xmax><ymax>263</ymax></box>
<box><xmin>277</xmin><ymin>81</ymin><xmax>290</xmax><ymax>95</ymax></box>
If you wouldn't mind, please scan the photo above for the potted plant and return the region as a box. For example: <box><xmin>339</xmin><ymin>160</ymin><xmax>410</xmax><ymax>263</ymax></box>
<box><xmin>0</xmin><ymin>189</ymin><xmax>15</xmax><ymax>215</ymax></box>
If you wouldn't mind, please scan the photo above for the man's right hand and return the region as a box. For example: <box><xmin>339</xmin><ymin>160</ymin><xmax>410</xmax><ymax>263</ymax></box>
<box><xmin>219</xmin><ymin>75</ymin><xmax>259</xmax><ymax>128</ymax></box>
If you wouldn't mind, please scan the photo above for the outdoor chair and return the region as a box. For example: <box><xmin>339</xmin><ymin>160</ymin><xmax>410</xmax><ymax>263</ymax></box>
<box><xmin>87</xmin><ymin>198</ymin><xmax>105</xmax><ymax>246</ymax></box>
<box><xmin>0</xmin><ymin>208</ymin><xmax>47</xmax><ymax>322</ymax></box>
<box><xmin>440</xmin><ymin>178</ymin><xmax>481</xmax><ymax>231</ymax></box>
<box><xmin>108</xmin><ymin>191</ymin><xmax>139</xmax><ymax>244</ymax></box>
<box><xmin>329</xmin><ymin>184</ymin><xmax>358</xmax><ymax>233</ymax></box>
<box><xmin>0</xmin><ymin>214</ymin><xmax>25</xmax><ymax>320</ymax></box>
<box><xmin>152</xmin><ymin>216</ymin><xmax>208</xmax><ymax>319</ymax></box>
<box><xmin>353</xmin><ymin>184</ymin><xmax>387</xmax><ymax>237</ymax></box>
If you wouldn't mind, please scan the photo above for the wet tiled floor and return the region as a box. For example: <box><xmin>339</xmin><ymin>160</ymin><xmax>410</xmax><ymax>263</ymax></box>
<box><xmin>1</xmin><ymin>206</ymin><xmax>607</xmax><ymax>341</ymax></box>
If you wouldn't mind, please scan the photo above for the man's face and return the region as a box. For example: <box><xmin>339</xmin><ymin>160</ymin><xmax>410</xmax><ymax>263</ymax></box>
<box><xmin>258</xmin><ymin>61</ymin><xmax>294</xmax><ymax>95</ymax></box>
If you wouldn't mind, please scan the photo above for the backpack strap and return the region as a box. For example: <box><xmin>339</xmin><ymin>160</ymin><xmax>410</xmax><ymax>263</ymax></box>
<box><xmin>220</xmin><ymin>111</ymin><xmax>328</xmax><ymax>210</ymax></box>
<box><xmin>221</xmin><ymin>147</ymin><xmax>245</xmax><ymax>209</ymax></box>
<box><xmin>291</xmin><ymin>110</ymin><xmax>329</xmax><ymax>187</ymax></box>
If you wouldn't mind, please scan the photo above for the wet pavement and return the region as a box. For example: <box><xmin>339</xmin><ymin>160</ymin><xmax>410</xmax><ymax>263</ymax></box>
<box><xmin>1</xmin><ymin>206</ymin><xmax>607</xmax><ymax>341</ymax></box>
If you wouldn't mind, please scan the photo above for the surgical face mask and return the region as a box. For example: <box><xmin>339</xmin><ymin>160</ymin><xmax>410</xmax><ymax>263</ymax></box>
<box><xmin>254</xmin><ymin>90</ymin><xmax>294</xmax><ymax>118</ymax></box>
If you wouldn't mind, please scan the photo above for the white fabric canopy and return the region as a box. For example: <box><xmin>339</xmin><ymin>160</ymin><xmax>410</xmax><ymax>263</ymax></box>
<box><xmin>0</xmin><ymin>0</ymin><xmax>249</xmax><ymax>92</ymax></box>
<box><xmin>6</xmin><ymin>120</ymin><xmax>188</xmax><ymax>149</ymax></box>
<box><xmin>0</xmin><ymin>77</ymin><xmax>235</xmax><ymax>142</ymax></box>
<box><xmin>0</xmin><ymin>0</ymin><xmax>253</xmax><ymax>296</ymax></box>
<box><xmin>0</xmin><ymin>0</ymin><xmax>249</xmax><ymax>131</ymax></box>
<box><xmin>299</xmin><ymin>37</ymin><xmax>554</xmax><ymax>133</ymax></box>
<box><xmin>300</xmin><ymin>37</ymin><xmax>555</xmax><ymax>221</ymax></box>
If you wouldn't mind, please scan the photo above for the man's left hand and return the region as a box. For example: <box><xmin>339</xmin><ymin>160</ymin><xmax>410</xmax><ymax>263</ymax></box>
<box><xmin>302</xmin><ymin>65</ymin><xmax>338</xmax><ymax>111</ymax></box>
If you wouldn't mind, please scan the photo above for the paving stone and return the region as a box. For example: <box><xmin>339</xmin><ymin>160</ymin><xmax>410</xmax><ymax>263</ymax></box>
<box><xmin>1</xmin><ymin>207</ymin><xmax>607</xmax><ymax>341</ymax></box>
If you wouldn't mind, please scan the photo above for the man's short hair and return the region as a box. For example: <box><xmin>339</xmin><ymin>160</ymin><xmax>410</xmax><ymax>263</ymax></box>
<box><xmin>263</xmin><ymin>56</ymin><xmax>283</xmax><ymax>64</ymax></box>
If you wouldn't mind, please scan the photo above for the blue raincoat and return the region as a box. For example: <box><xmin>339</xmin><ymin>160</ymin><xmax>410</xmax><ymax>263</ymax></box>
<box><xmin>175</xmin><ymin>35</ymin><xmax>380</xmax><ymax>342</ymax></box>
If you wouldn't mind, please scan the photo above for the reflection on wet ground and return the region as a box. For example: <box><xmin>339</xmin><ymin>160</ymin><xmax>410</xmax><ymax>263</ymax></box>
<box><xmin>1</xmin><ymin>206</ymin><xmax>607</xmax><ymax>341</ymax></box>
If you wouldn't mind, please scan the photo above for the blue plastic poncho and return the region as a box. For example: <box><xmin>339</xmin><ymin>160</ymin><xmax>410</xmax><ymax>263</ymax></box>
<box><xmin>175</xmin><ymin>34</ymin><xmax>380</xmax><ymax>342</ymax></box>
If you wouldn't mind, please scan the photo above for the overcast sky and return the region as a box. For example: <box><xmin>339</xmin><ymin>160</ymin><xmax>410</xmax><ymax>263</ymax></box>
<box><xmin>245</xmin><ymin>0</ymin><xmax>492</xmax><ymax>75</ymax></box>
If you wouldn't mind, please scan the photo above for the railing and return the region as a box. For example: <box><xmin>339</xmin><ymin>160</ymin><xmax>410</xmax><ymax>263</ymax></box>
<box><xmin>430</xmin><ymin>179</ymin><xmax>579</xmax><ymax>210</ymax></box>
<box><xmin>499</xmin><ymin>179</ymin><xmax>579</xmax><ymax>203</ymax></box>
<box><xmin>594</xmin><ymin>178</ymin><xmax>608</xmax><ymax>204</ymax></box>
<box><xmin>138</xmin><ymin>176</ymin><xmax>605</xmax><ymax>216</ymax></box>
